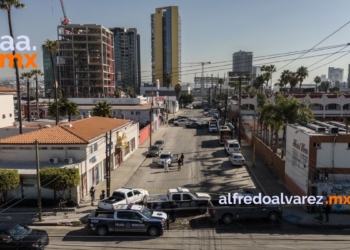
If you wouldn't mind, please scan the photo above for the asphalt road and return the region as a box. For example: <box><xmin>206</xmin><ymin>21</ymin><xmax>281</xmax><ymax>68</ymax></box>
<box><xmin>34</xmin><ymin>226</ymin><xmax>350</xmax><ymax>250</ymax></box>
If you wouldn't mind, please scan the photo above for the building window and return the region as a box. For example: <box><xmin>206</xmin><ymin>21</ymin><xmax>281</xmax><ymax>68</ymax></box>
<box><xmin>1</xmin><ymin>147</ymin><xmax>16</xmax><ymax>150</ymax></box>
<box><xmin>68</xmin><ymin>147</ymin><xmax>80</xmax><ymax>150</ymax></box>
<box><xmin>131</xmin><ymin>111</ymin><xmax>134</xmax><ymax>115</ymax></box>
<box><xmin>89</xmin><ymin>145</ymin><xmax>93</xmax><ymax>154</ymax></box>
<box><xmin>136</xmin><ymin>111</ymin><xmax>140</xmax><ymax>115</ymax></box>
<box><xmin>2</xmin><ymin>114</ymin><xmax>5</xmax><ymax>119</ymax></box>
<box><xmin>348</xmin><ymin>143</ymin><xmax>350</xmax><ymax>148</ymax></box>
<box><xmin>94</xmin><ymin>143</ymin><xmax>98</xmax><ymax>151</ymax></box>
<box><xmin>9</xmin><ymin>114</ymin><xmax>12</xmax><ymax>117</ymax></box>
<box><xmin>52</xmin><ymin>147</ymin><xmax>64</xmax><ymax>150</ymax></box>
<box><xmin>313</xmin><ymin>143</ymin><xmax>321</xmax><ymax>148</ymax></box>
<box><xmin>19</xmin><ymin>147</ymin><xmax>32</xmax><ymax>150</ymax></box>
<box><xmin>39</xmin><ymin>147</ymin><xmax>48</xmax><ymax>150</ymax></box>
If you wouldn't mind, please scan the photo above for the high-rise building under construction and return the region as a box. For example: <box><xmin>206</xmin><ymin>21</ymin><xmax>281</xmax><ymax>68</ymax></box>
<box><xmin>57</xmin><ymin>24</ymin><xmax>115</xmax><ymax>98</ymax></box>
<box><xmin>151</xmin><ymin>6</ymin><xmax>181</xmax><ymax>87</ymax></box>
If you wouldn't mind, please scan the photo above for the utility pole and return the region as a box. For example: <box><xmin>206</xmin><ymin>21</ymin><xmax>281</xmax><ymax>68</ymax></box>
<box><xmin>55</xmin><ymin>81</ymin><xmax>59</xmax><ymax>125</ymax></box>
<box><xmin>105</xmin><ymin>133</ymin><xmax>110</xmax><ymax>197</ymax></box>
<box><xmin>35</xmin><ymin>140</ymin><xmax>42</xmax><ymax>221</ymax></box>
<box><xmin>150</xmin><ymin>104</ymin><xmax>153</xmax><ymax>148</ymax></box>
<box><xmin>238</xmin><ymin>77</ymin><xmax>242</xmax><ymax>145</ymax></box>
<box><xmin>108</xmin><ymin>130</ymin><xmax>112</xmax><ymax>197</ymax></box>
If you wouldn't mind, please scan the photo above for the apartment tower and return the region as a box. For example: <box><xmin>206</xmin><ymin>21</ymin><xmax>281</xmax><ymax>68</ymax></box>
<box><xmin>151</xmin><ymin>6</ymin><xmax>181</xmax><ymax>87</ymax></box>
<box><xmin>232</xmin><ymin>51</ymin><xmax>253</xmax><ymax>73</ymax></box>
<box><xmin>328</xmin><ymin>67</ymin><xmax>344</xmax><ymax>82</ymax></box>
<box><xmin>42</xmin><ymin>45</ymin><xmax>58</xmax><ymax>98</ymax></box>
<box><xmin>57</xmin><ymin>24</ymin><xmax>115</xmax><ymax>98</ymax></box>
<box><xmin>110</xmin><ymin>28</ymin><xmax>141</xmax><ymax>93</ymax></box>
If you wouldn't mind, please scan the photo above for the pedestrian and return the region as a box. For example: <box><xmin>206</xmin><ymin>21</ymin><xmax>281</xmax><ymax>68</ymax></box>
<box><xmin>177</xmin><ymin>158</ymin><xmax>182</xmax><ymax>171</ymax></box>
<box><xmin>324</xmin><ymin>203</ymin><xmax>331</xmax><ymax>222</ymax></box>
<box><xmin>90</xmin><ymin>186</ymin><xmax>95</xmax><ymax>205</ymax></box>
<box><xmin>164</xmin><ymin>160</ymin><xmax>169</xmax><ymax>172</ymax></box>
<box><xmin>170</xmin><ymin>200</ymin><xmax>178</xmax><ymax>222</ymax></box>
<box><xmin>180</xmin><ymin>153</ymin><xmax>184</xmax><ymax>166</ymax></box>
<box><xmin>100</xmin><ymin>190</ymin><xmax>105</xmax><ymax>200</ymax></box>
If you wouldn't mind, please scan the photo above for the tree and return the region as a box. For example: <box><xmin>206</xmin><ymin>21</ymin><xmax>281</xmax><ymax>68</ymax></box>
<box><xmin>279</xmin><ymin>70</ymin><xmax>292</xmax><ymax>94</ymax></box>
<box><xmin>125</xmin><ymin>86</ymin><xmax>136</xmax><ymax>98</ymax></box>
<box><xmin>261</xmin><ymin>65</ymin><xmax>276</xmax><ymax>90</ymax></box>
<box><xmin>179</xmin><ymin>93</ymin><xmax>194</xmax><ymax>106</ymax></box>
<box><xmin>320</xmin><ymin>81</ymin><xmax>330</xmax><ymax>93</ymax></box>
<box><xmin>289</xmin><ymin>72</ymin><xmax>299</xmax><ymax>94</ymax></box>
<box><xmin>296</xmin><ymin>66</ymin><xmax>309</xmax><ymax>91</ymax></box>
<box><xmin>114</xmin><ymin>86</ymin><xmax>122</xmax><ymax>98</ymax></box>
<box><xmin>253</xmin><ymin>75</ymin><xmax>265</xmax><ymax>92</ymax></box>
<box><xmin>0</xmin><ymin>169</ymin><xmax>20</xmax><ymax>203</ymax></box>
<box><xmin>20</xmin><ymin>72</ymin><xmax>33</xmax><ymax>122</ymax></box>
<box><xmin>92</xmin><ymin>101</ymin><xmax>113</xmax><ymax>117</ymax></box>
<box><xmin>40</xmin><ymin>168</ymin><xmax>80</xmax><ymax>200</ymax></box>
<box><xmin>44</xmin><ymin>39</ymin><xmax>60</xmax><ymax>125</ymax></box>
<box><xmin>60</xmin><ymin>99</ymin><xmax>79</xmax><ymax>122</ymax></box>
<box><xmin>314</xmin><ymin>76</ymin><xmax>321</xmax><ymax>92</ymax></box>
<box><xmin>174</xmin><ymin>83</ymin><xmax>182</xmax><ymax>101</ymax></box>
<box><xmin>0</xmin><ymin>0</ymin><xmax>26</xmax><ymax>134</ymax></box>
<box><xmin>30</xmin><ymin>69</ymin><xmax>44</xmax><ymax>119</ymax></box>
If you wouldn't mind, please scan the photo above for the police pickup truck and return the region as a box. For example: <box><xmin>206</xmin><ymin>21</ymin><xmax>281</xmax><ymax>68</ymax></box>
<box><xmin>87</xmin><ymin>204</ymin><xmax>168</xmax><ymax>237</ymax></box>
<box><xmin>98</xmin><ymin>187</ymin><xmax>149</xmax><ymax>210</ymax></box>
<box><xmin>143</xmin><ymin>187</ymin><xmax>211</xmax><ymax>214</ymax></box>
<box><xmin>152</xmin><ymin>151</ymin><xmax>179</xmax><ymax>168</ymax></box>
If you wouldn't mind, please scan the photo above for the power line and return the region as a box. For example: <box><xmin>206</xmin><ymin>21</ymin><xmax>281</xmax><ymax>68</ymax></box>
<box><xmin>307</xmin><ymin>44</ymin><xmax>349</xmax><ymax>69</ymax></box>
<box><xmin>277</xmin><ymin>20</ymin><xmax>350</xmax><ymax>71</ymax></box>
<box><xmin>309</xmin><ymin>50</ymin><xmax>350</xmax><ymax>72</ymax></box>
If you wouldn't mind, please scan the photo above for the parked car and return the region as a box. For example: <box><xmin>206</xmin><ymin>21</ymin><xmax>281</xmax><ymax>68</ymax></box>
<box><xmin>98</xmin><ymin>187</ymin><xmax>149</xmax><ymax>210</ymax></box>
<box><xmin>228</xmin><ymin>153</ymin><xmax>245</xmax><ymax>166</ymax></box>
<box><xmin>87</xmin><ymin>205</ymin><xmax>167</xmax><ymax>236</ymax></box>
<box><xmin>208</xmin><ymin>194</ymin><xmax>282</xmax><ymax>224</ymax></box>
<box><xmin>153</xmin><ymin>151</ymin><xmax>179</xmax><ymax>167</ymax></box>
<box><xmin>147</xmin><ymin>145</ymin><xmax>161</xmax><ymax>157</ymax></box>
<box><xmin>154</xmin><ymin>140</ymin><xmax>165</xmax><ymax>150</ymax></box>
<box><xmin>225</xmin><ymin>139</ymin><xmax>241</xmax><ymax>154</ymax></box>
<box><xmin>0</xmin><ymin>223</ymin><xmax>49</xmax><ymax>250</ymax></box>
<box><xmin>209</xmin><ymin>124</ymin><xmax>218</xmax><ymax>133</ymax></box>
<box><xmin>174</xmin><ymin>119</ymin><xmax>191</xmax><ymax>126</ymax></box>
<box><xmin>186</xmin><ymin>122</ymin><xmax>204</xmax><ymax>129</ymax></box>
<box><xmin>185</xmin><ymin>105</ymin><xmax>193</xmax><ymax>109</ymax></box>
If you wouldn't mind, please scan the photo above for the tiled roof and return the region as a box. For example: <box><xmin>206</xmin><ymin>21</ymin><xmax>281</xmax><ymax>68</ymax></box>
<box><xmin>0</xmin><ymin>117</ymin><xmax>131</xmax><ymax>145</ymax></box>
<box><xmin>0</xmin><ymin>87</ymin><xmax>16</xmax><ymax>92</ymax></box>
<box><xmin>0</xmin><ymin>126</ymin><xmax>87</xmax><ymax>145</ymax></box>
<box><xmin>60</xmin><ymin>117</ymin><xmax>130</xmax><ymax>141</ymax></box>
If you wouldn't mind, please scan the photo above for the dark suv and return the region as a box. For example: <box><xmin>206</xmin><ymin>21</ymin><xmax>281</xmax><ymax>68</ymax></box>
<box><xmin>0</xmin><ymin>223</ymin><xmax>49</xmax><ymax>249</ymax></box>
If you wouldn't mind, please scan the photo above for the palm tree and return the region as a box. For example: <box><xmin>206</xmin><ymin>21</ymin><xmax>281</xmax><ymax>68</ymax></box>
<box><xmin>279</xmin><ymin>70</ymin><xmax>292</xmax><ymax>94</ymax></box>
<box><xmin>92</xmin><ymin>101</ymin><xmax>113</xmax><ymax>118</ymax></box>
<box><xmin>30</xmin><ymin>69</ymin><xmax>44</xmax><ymax>119</ymax></box>
<box><xmin>114</xmin><ymin>86</ymin><xmax>122</xmax><ymax>98</ymax></box>
<box><xmin>253</xmin><ymin>75</ymin><xmax>264</xmax><ymax>92</ymax></box>
<box><xmin>44</xmin><ymin>39</ymin><xmax>60</xmax><ymax>125</ymax></box>
<box><xmin>261</xmin><ymin>65</ymin><xmax>276</xmax><ymax>90</ymax></box>
<box><xmin>296</xmin><ymin>66</ymin><xmax>309</xmax><ymax>92</ymax></box>
<box><xmin>60</xmin><ymin>99</ymin><xmax>79</xmax><ymax>122</ymax></box>
<box><xmin>174</xmin><ymin>83</ymin><xmax>182</xmax><ymax>101</ymax></box>
<box><xmin>314</xmin><ymin>76</ymin><xmax>321</xmax><ymax>92</ymax></box>
<box><xmin>1</xmin><ymin>0</ymin><xmax>26</xmax><ymax>133</ymax></box>
<box><xmin>289</xmin><ymin>72</ymin><xmax>299</xmax><ymax>94</ymax></box>
<box><xmin>320</xmin><ymin>81</ymin><xmax>330</xmax><ymax>93</ymax></box>
<box><xmin>163</xmin><ymin>72</ymin><xmax>172</xmax><ymax>114</ymax></box>
<box><xmin>20</xmin><ymin>72</ymin><xmax>32</xmax><ymax>122</ymax></box>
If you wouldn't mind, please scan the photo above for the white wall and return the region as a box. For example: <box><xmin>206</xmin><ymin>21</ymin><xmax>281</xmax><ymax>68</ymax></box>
<box><xmin>316</xmin><ymin>143</ymin><xmax>350</xmax><ymax>168</ymax></box>
<box><xmin>0</xmin><ymin>95</ymin><xmax>15</xmax><ymax>128</ymax></box>
<box><xmin>0</xmin><ymin>127</ymin><xmax>39</xmax><ymax>139</ymax></box>
<box><xmin>285</xmin><ymin>126</ymin><xmax>310</xmax><ymax>194</ymax></box>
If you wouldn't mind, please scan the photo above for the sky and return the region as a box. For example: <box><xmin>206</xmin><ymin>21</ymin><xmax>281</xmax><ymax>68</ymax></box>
<box><xmin>1</xmin><ymin>0</ymin><xmax>350</xmax><ymax>84</ymax></box>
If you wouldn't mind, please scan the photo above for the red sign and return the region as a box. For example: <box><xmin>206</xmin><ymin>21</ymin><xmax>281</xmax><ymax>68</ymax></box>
<box><xmin>155</xmin><ymin>97</ymin><xmax>165</xmax><ymax>101</ymax></box>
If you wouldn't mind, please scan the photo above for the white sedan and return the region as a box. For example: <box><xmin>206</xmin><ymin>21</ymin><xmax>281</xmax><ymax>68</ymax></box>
<box><xmin>208</xmin><ymin>124</ymin><xmax>218</xmax><ymax>132</ymax></box>
<box><xmin>229</xmin><ymin>153</ymin><xmax>245</xmax><ymax>167</ymax></box>
<box><xmin>174</xmin><ymin>119</ymin><xmax>191</xmax><ymax>126</ymax></box>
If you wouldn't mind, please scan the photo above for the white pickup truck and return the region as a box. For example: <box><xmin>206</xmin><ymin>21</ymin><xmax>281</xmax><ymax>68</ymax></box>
<box><xmin>98</xmin><ymin>187</ymin><xmax>149</xmax><ymax>210</ymax></box>
<box><xmin>153</xmin><ymin>151</ymin><xmax>179</xmax><ymax>168</ymax></box>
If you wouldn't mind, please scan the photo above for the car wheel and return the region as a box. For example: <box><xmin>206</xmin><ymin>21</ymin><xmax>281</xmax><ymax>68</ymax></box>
<box><xmin>222</xmin><ymin>214</ymin><xmax>233</xmax><ymax>225</ymax></box>
<box><xmin>175</xmin><ymin>124</ymin><xmax>178</xmax><ymax>126</ymax></box>
<box><xmin>198</xmin><ymin>204</ymin><xmax>207</xmax><ymax>214</ymax></box>
<box><xmin>96</xmin><ymin>226</ymin><xmax>108</xmax><ymax>236</ymax></box>
<box><xmin>147</xmin><ymin>226</ymin><xmax>160</xmax><ymax>236</ymax></box>
<box><xmin>268</xmin><ymin>212</ymin><xmax>279</xmax><ymax>222</ymax></box>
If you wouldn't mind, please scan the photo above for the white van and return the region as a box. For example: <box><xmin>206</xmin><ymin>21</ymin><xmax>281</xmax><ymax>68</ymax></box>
<box><xmin>225</xmin><ymin>139</ymin><xmax>241</xmax><ymax>154</ymax></box>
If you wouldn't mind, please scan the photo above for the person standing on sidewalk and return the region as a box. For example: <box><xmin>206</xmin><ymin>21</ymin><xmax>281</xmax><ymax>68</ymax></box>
<box><xmin>180</xmin><ymin>153</ymin><xmax>184</xmax><ymax>166</ymax></box>
<box><xmin>324</xmin><ymin>203</ymin><xmax>331</xmax><ymax>222</ymax></box>
<box><xmin>170</xmin><ymin>200</ymin><xmax>178</xmax><ymax>222</ymax></box>
<box><xmin>90</xmin><ymin>186</ymin><xmax>95</xmax><ymax>205</ymax></box>
<box><xmin>177</xmin><ymin>158</ymin><xmax>182</xmax><ymax>171</ymax></box>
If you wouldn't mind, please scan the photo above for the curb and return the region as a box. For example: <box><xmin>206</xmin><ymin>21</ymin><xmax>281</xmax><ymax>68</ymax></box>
<box><xmin>296</xmin><ymin>223</ymin><xmax>350</xmax><ymax>229</ymax></box>
<box><xmin>245</xmin><ymin>164</ymin><xmax>267</xmax><ymax>196</ymax></box>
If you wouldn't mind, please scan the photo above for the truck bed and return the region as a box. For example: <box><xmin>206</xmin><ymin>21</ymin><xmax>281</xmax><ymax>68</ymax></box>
<box><xmin>144</xmin><ymin>194</ymin><xmax>169</xmax><ymax>203</ymax></box>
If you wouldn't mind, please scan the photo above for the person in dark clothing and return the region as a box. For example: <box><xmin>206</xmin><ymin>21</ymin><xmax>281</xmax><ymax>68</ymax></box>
<box><xmin>324</xmin><ymin>203</ymin><xmax>331</xmax><ymax>222</ymax></box>
<box><xmin>100</xmin><ymin>190</ymin><xmax>105</xmax><ymax>200</ymax></box>
<box><xmin>170</xmin><ymin>200</ymin><xmax>178</xmax><ymax>222</ymax></box>
<box><xmin>57</xmin><ymin>195</ymin><xmax>66</xmax><ymax>209</ymax></box>
<box><xmin>178</xmin><ymin>158</ymin><xmax>182</xmax><ymax>171</ymax></box>
<box><xmin>90</xmin><ymin>186</ymin><xmax>95</xmax><ymax>205</ymax></box>
<box><xmin>180</xmin><ymin>153</ymin><xmax>184</xmax><ymax>166</ymax></box>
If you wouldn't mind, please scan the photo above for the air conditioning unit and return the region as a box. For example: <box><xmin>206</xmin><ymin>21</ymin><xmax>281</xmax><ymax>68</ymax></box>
<box><xmin>64</xmin><ymin>124</ymin><xmax>72</xmax><ymax>128</ymax></box>
<box><xmin>64</xmin><ymin>158</ymin><xmax>73</xmax><ymax>164</ymax></box>
<box><xmin>49</xmin><ymin>158</ymin><xmax>58</xmax><ymax>164</ymax></box>
<box><xmin>329</xmin><ymin>127</ymin><xmax>339</xmax><ymax>135</ymax></box>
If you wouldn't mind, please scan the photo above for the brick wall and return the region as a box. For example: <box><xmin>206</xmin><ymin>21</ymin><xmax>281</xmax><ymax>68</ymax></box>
<box><xmin>139</xmin><ymin>125</ymin><xmax>150</xmax><ymax>145</ymax></box>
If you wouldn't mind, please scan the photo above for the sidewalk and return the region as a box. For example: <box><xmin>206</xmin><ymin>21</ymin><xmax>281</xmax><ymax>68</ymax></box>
<box><xmin>241</xmin><ymin>139</ymin><xmax>350</xmax><ymax>228</ymax></box>
<box><xmin>27</xmin><ymin>125</ymin><xmax>171</xmax><ymax>226</ymax></box>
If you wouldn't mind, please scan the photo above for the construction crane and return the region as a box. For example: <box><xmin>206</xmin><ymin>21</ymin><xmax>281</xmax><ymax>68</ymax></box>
<box><xmin>60</xmin><ymin>0</ymin><xmax>71</xmax><ymax>26</ymax></box>
<box><xmin>183</xmin><ymin>62</ymin><xmax>211</xmax><ymax>97</ymax></box>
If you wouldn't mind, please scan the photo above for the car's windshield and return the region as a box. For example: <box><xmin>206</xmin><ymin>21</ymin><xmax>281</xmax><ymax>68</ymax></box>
<box><xmin>8</xmin><ymin>224</ymin><xmax>31</xmax><ymax>240</ymax></box>
<box><xmin>140</xmin><ymin>207</ymin><xmax>152</xmax><ymax>218</ymax></box>
<box><xmin>150</xmin><ymin>146</ymin><xmax>158</xmax><ymax>150</ymax></box>
<box><xmin>160</xmin><ymin>154</ymin><xmax>170</xmax><ymax>159</ymax></box>
<box><xmin>210</xmin><ymin>125</ymin><xmax>217</xmax><ymax>127</ymax></box>
<box><xmin>155</xmin><ymin>141</ymin><xmax>162</xmax><ymax>144</ymax></box>
<box><xmin>111</xmin><ymin>192</ymin><xmax>126</xmax><ymax>199</ymax></box>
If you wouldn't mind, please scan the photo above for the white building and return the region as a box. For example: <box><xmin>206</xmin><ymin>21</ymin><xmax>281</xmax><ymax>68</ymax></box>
<box><xmin>0</xmin><ymin>87</ymin><xmax>15</xmax><ymax>128</ymax></box>
<box><xmin>0</xmin><ymin>117</ymin><xmax>139</xmax><ymax>204</ymax></box>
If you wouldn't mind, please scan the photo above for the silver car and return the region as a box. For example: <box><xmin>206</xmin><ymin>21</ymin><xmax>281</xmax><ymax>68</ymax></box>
<box><xmin>154</xmin><ymin>140</ymin><xmax>165</xmax><ymax>150</ymax></box>
<box><xmin>228</xmin><ymin>153</ymin><xmax>245</xmax><ymax>167</ymax></box>
<box><xmin>148</xmin><ymin>145</ymin><xmax>161</xmax><ymax>157</ymax></box>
